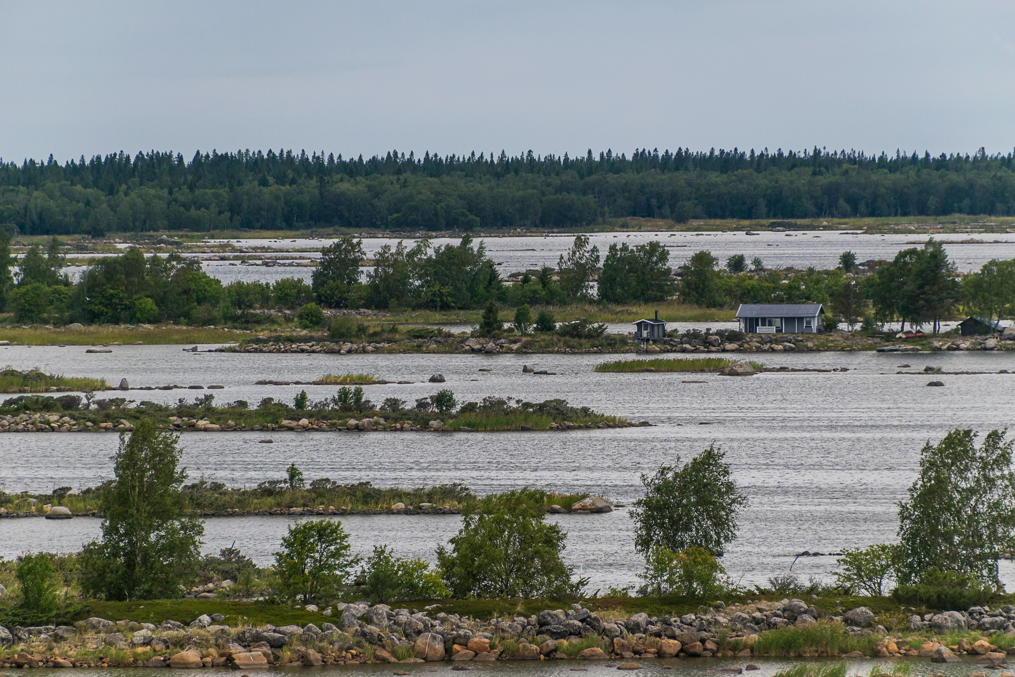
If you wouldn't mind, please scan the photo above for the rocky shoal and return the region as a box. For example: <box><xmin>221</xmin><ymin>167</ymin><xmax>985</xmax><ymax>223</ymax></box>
<box><xmin>3</xmin><ymin>599</ymin><xmax>1015</xmax><ymax>669</ymax></box>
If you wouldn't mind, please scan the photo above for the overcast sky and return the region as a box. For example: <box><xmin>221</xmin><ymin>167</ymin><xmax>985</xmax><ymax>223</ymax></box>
<box><xmin>2</xmin><ymin>1</ymin><xmax>1014</xmax><ymax>163</ymax></box>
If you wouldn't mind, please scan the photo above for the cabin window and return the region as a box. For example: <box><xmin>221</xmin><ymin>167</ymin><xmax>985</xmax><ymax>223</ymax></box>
<box><xmin>804</xmin><ymin>318</ymin><xmax>813</xmax><ymax>329</ymax></box>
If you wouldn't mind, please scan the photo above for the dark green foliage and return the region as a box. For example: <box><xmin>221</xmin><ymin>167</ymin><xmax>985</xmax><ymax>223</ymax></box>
<box><xmin>632</xmin><ymin>444</ymin><xmax>746</xmax><ymax>557</ymax></box>
<box><xmin>12</xmin><ymin>148</ymin><xmax>1015</xmax><ymax>238</ymax></box>
<box><xmin>327</xmin><ymin>315</ymin><xmax>366</xmax><ymax>340</ymax></box>
<box><xmin>199</xmin><ymin>547</ymin><xmax>256</xmax><ymax>584</ymax></box>
<box><xmin>868</xmin><ymin>241</ymin><xmax>958</xmax><ymax>332</ymax></box>
<box><xmin>599</xmin><ymin>241</ymin><xmax>675</xmax><ymax>303</ymax></box>
<box><xmin>534</xmin><ymin>309</ymin><xmax>556</xmax><ymax>332</ymax></box>
<box><xmin>17</xmin><ymin>553</ymin><xmax>59</xmax><ymax>615</ymax></box>
<box><xmin>557</xmin><ymin>235</ymin><xmax>600</xmax><ymax>302</ymax></box>
<box><xmin>725</xmin><ymin>254</ymin><xmax>746</xmax><ymax>274</ymax></box>
<box><xmin>897</xmin><ymin>429</ymin><xmax>1015</xmax><ymax>586</ymax></box>
<box><xmin>640</xmin><ymin>545</ymin><xmax>727</xmax><ymax>598</ymax></box>
<box><xmin>432</xmin><ymin>389</ymin><xmax>457</xmax><ymax>415</ymax></box>
<box><xmin>296</xmin><ymin>302</ymin><xmax>324</xmax><ymax>328</ymax></box>
<box><xmin>834</xmin><ymin>544</ymin><xmax>898</xmax><ymax>596</ymax></box>
<box><xmin>312</xmin><ymin>236</ymin><xmax>364</xmax><ymax>307</ymax></box>
<box><xmin>892</xmin><ymin>568</ymin><xmax>996</xmax><ymax>609</ymax></box>
<box><xmin>293</xmin><ymin>390</ymin><xmax>308</xmax><ymax>410</ymax></box>
<box><xmin>513</xmin><ymin>304</ymin><xmax>532</xmax><ymax>334</ymax></box>
<box><xmin>962</xmin><ymin>258</ymin><xmax>1015</xmax><ymax>323</ymax></box>
<box><xmin>678</xmin><ymin>251</ymin><xmax>722</xmax><ymax>307</ymax></box>
<box><xmin>839</xmin><ymin>251</ymin><xmax>857</xmax><ymax>273</ymax></box>
<box><xmin>358</xmin><ymin>546</ymin><xmax>449</xmax><ymax>603</ymax></box>
<box><xmin>79</xmin><ymin>419</ymin><xmax>203</xmax><ymax>600</ymax></box>
<box><xmin>273</xmin><ymin>519</ymin><xmax>359</xmax><ymax>604</ymax></box>
<box><xmin>286</xmin><ymin>463</ymin><xmax>305</xmax><ymax>490</ymax></box>
<box><xmin>437</xmin><ymin>488</ymin><xmax>585</xmax><ymax>599</ymax></box>
<box><xmin>479</xmin><ymin>301</ymin><xmax>502</xmax><ymax>335</ymax></box>
<box><xmin>556</xmin><ymin>318</ymin><xmax>606</xmax><ymax>338</ymax></box>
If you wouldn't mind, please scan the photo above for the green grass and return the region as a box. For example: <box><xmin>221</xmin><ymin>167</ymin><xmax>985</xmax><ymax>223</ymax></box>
<box><xmin>313</xmin><ymin>373</ymin><xmax>380</xmax><ymax>385</ymax></box>
<box><xmin>864</xmin><ymin>663</ymin><xmax>911</xmax><ymax>677</ymax></box>
<box><xmin>753</xmin><ymin>622</ymin><xmax>882</xmax><ymax>657</ymax></box>
<box><xmin>595</xmin><ymin>357</ymin><xmax>738</xmax><ymax>373</ymax></box>
<box><xmin>555</xmin><ymin>635</ymin><xmax>611</xmax><ymax>658</ymax></box>
<box><xmin>77</xmin><ymin>599</ymin><xmax>335</xmax><ymax>627</ymax></box>
<box><xmin>0</xmin><ymin>368</ymin><xmax>108</xmax><ymax>392</ymax></box>
<box><xmin>0</xmin><ymin>325</ymin><xmax>251</xmax><ymax>345</ymax></box>
<box><xmin>773</xmin><ymin>663</ymin><xmax>847</xmax><ymax>677</ymax></box>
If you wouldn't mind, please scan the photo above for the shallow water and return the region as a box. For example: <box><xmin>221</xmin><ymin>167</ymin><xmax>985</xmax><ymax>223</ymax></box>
<box><xmin>1</xmin><ymin>345</ymin><xmax>1014</xmax><ymax>589</ymax></box>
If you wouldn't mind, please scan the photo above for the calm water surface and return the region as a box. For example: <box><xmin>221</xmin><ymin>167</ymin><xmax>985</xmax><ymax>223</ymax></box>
<box><xmin>1</xmin><ymin>345</ymin><xmax>1014</xmax><ymax>588</ymax></box>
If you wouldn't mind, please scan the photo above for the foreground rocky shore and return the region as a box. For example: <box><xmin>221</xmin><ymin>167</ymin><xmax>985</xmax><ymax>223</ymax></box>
<box><xmin>4</xmin><ymin>599</ymin><xmax>1015</xmax><ymax>669</ymax></box>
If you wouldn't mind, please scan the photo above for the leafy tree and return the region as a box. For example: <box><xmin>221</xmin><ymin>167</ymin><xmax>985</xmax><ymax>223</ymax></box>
<box><xmin>725</xmin><ymin>254</ymin><xmax>746</xmax><ymax>274</ymax></box>
<box><xmin>513</xmin><ymin>304</ymin><xmax>532</xmax><ymax>334</ymax></box>
<box><xmin>366</xmin><ymin>241</ymin><xmax>422</xmax><ymax>309</ymax></box>
<box><xmin>293</xmin><ymin>390</ymin><xmax>309</xmax><ymax>410</ymax></box>
<box><xmin>415</xmin><ymin>235</ymin><xmax>502</xmax><ymax>310</ymax></box>
<box><xmin>839</xmin><ymin>250</ymin><xmax>858</xmax><ymax>273</ymax></box>
<box><xmin>312</xmin><ymin>236</ymin><xmax>364</xmax><ymax>307</ymax></box>
<box><xmin>897</xmin><ymin>429</ymin><xmax>1015</xmax><ymax>587</ymax></box>
<box><xmin>599</xmin><ymin>242</ymin><xmax>675</xmax><ymax>303</ymax></box>
<box><xmin>432</xmin><ymin>389</ymin><xmax>457</xmax><ymax>415</ymax></box>
<box><xmin>534</xmin><ymin>309</ymin><xmax>556</xmax><ymax>333</ymax></box>
<box><xmin>286</xmin><ymin>463</ymin><xmax>305</xmax><ymax>490</ymax></box>
<box><xmin>273</xmin><ymin>519</ymin><xmax>359</xmax><ymax>604</ymax></box>
<box><xmin>479</xmin><ymin>301</ymin><xmax>502</xmax><ymax>335</ymax></box>
<box><xmin>296</xmin><ymin>302</ymin><xmax>324</xmax><ymax>328</ymax></box>
<box><xmin>677</xmin><ymin>251</ymin><xmax>722</xmax><ymax>307</ymax></box>
<box><xmin>557</xmin><ymin>234</ymin><xmax>600</xmax><ymax>302</ymax></box>
<box><xmin>17</xmin><ymin>243</ymin><xmax>62</xmax><ymax>287</ymax></box>
<box><xmin>750</xmin><ymin>256</ymin><xmax>765</xmax><ymax>273</ymax></box>
<box><xmin>272</xmin><ymin>278</ymin><xmax>314</xmax><ymax>309</ymax></box>
<box><xmin>829</xmin><ymin>279</ymin><xmax>865</xmax><ymax>330</ymax></box>
<box><xmin>834</xmin><ymin>544</ymin><xmax>898</xmax><ymax>596</ymax></box>
<box><xmin>632</xmin><ymin>444</ymin><xmax>746</xmax><ymax>556</ymax></box>
<box><xmin>359</xmin><ymin>545</ymin><xmax>449</xmax><ymax>603</ymax></box>
<box><xmin>641</xmin><ymin>545</ymin><xmax>727</xmax><ymax>598</ymax></box>
<box><xmin>437</xmin><ymin>488</ymin><xmax>584</xmax><ymax>598</ymax></box>
<box><xmin>962</xmin><ymin>259</ymin><xmax>1015</xmax><ymax>324</ymax></box>
<box><xmin>16</xmin><ymin>553</ymin><xmax>59</xmax><ymax>616</ymax></box>
<box><xmin>79</xmin><ymin>419</ymin><xmax>204</xmax><ymax>600</ymax></box>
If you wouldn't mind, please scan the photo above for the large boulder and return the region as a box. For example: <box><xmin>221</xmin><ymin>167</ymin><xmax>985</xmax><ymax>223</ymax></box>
<box><xmin>577</xmin><ymin>647</ymin><xmax>608</xmax><ymax>659</ymax></box>
<box><xmin>45</xmin><ymin>506</ymin><xmax>73</xmax><ymax>520</ymax></box>
<box><xmin>514</xmin><ymin>642</ymin><xmax>541</xmax><ymax>660</ymax></box>
<box><xmin>931</xmin><ymin>611</ymin><xmax>966</xmax><ymax>632</ymax></box>
<box><xmin>231</xmin><ymin>652</ymin><xmax>268</xmax><ymax>669</ymax></box>
<box><xmin>537</xmin><ymin>609</ymin><xmax>566</xmax><ymax>626</ymax></box>
<box><xmin>844</xmin><ymin>607</ymin><xmax>876</xmax><ymax>628</ymax></box>
<box><xmin>0</xmin><ymin>625</ymin><xmax>11</xmax><ymax>647</ymax></box>
<box><xmin>570</xmin><ymin>496</ymin><xmax>613</xmax><ymax>513</ymax></box>
<box><xmin>168</xmin><ymin>649</ymin><xmax>203</xmax><ymax>669</ymax></box>
<box><xmin>931</xmin><ymin>645</ymin><xmax>961</xmax><ymax>663</ymax></box>
<box><xmin>414</xmin><ymin>632</ymin><xmax>445</xmax><ymax>662</ymax></box>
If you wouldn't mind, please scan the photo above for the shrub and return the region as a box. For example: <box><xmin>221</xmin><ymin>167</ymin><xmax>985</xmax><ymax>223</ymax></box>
<box><xmin>437</xmin><ymin>488</ymin><xmax>585</xmax><ymax>598</ymax></box>
<box><xmin>556</xmin><ymin>318</ymin><xmax>606</xmax><ymax>339</ymax></box>
<box><xmin>328</xmin><ymin>316</ymin><xmax>365</xmax><ymax>340</ymax></box>
<box><xmin>432</xmin><ymin>389</ymin><xmax>457</xmax><ymax>415</ymax></box>
<box><xmin>640</xmin><ymin>545</ymin><xmax>727</xmax><ymax>598</ymax></box>
<box><xmin>631</xmin><ymin>444</ymin><xmax>747</xmax><ymax>556</ymax></box>
<box><xmin>199</xmin><ymin>547</ymin><xmax>256</xmax><ymax>584</ymax></box>
<box><xmin>513</xmin><ymin>304</ymin><xmax>532</xmax><ymax>334</ymax></box>
<box><xmin>892</xmin><ymin>567</ymin><xmax>996</xmax><ymax>609</ymax></box>
<box><xmin>359</xmin><ymin>545</ymin><xmax>449</xmax><ymax>603</ymax></box>
<box><xmin>479</xmin><ymin>301</ymin><xmax>502</xmax><ymax>335</ymax></box>
<box><xmin>297</xmin><ymin>303</ymin><xmax>324</xmax><ymax>328</ymax></box>
<box><xmin>834</xmin><ymin>544</ymin><xmax>898</xmax><ymax>596</ymax></box>
<box><xmin>273</xmin><ymin>519</ymin><xmax>359</xmax><ymax>604</ymax></box>
<box><xmin>534</xmin><ymin>309</ymin><xmax>556</xmax><ymax>332</ymax></box>
<box><xmin>17</xmin><ymin>553</ymin><xmax>59</xmax><ymax>616</ymax></box>
<box><xmin>293</xmin><ymin>390</ymin><xmax>309</xmax><ymax>410</ymax></box>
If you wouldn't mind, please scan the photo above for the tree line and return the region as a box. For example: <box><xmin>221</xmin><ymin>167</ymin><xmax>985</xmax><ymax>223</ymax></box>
<box><xmin>2</xmin><ymin>231</ymin><xmax>1012</xmax><ymax>330</ymax></box>
<box><xmin>8</xmin><ymin>147</ymin><xmax>1015</xmax><ymax>235</ymax></box>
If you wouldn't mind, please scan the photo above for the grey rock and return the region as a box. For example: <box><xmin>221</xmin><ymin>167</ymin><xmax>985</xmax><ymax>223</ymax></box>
<box><xmin>275</xmin><ymin>624</ymin><xmax>302</xmax><ymax>636</ymax></box>
<box><xmin>339</xmin><ymin>610</ymin><xmax>360</xmax><ymax>631</ymax></box>
<box><xmin>931</xmin><ymin>645</ymin><xmax>961</xmax><ymax>663</ymax></box>
<box><xmin>844</xmin><ymin>606</ymin><xmax>876</xmax><ymax>628</ymax></box>
<box><xmin>931</xmin><ymin>611</ymin><xmax>966</xmax><ymax>632</ymax></box>
<box><xmin>626</xmin><ymin>612</ymin><xmax>650</xmax><ymax>634</ymax></box>
<box><xmin>538</xmin><ymin>609</ymin><xmax>566</xmax><ymax>626</ymax></box>
<box><xmin>302</xmin><ymin>623</ymin><xmax>322</xmax><ymax>635</ymax></box>
<box><xmin>0</xmin><ymin>625</ymin><xmax>11</xmax><ymax>647</ymax></box>
<box><xmin>190</xmin><ymin>614</ymin><xmax>212</xmax><ymax>628</ymax></box>
<box><xmin>81</xmin><ymin>617</ymin><xmax>115</xmax><ymax>632</ymax></box>
<box><xmin>259</xmin><ymin>631</ymin><xmax>287</xmax><ymax>648</ymax></box>
<box><xmin>366</xmin><ymin>606</ymin><xmax>389</xmax><ymax>629</ymax></box>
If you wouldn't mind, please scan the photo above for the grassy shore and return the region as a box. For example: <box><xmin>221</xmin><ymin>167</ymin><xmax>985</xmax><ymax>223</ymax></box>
<box><xmin>312</xmin><ymin>373</ymin><xmax>380</xmax><ymax>385</ymax></box>
<box><xmin>594</xmin><ymin>357</ymin><xmax>759</xmax><ymax>373</ymax></box>
<box><xmin>0</xmin><ymin>325</ymin><xmax>252</xmax><ymax>345</ymax></box>
<box><xmin>0</xmin><ymin>368</ymin><xmax>108</xmax><ymax>392</ymax></box>
<box><xmin>0</xmin><ymin>482</ymin><xmax>590</xmax><ymax>517</ymax></box>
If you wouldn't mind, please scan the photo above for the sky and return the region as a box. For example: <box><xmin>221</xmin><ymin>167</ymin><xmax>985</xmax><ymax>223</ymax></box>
<box><xmin>2</xmin><ymin>0</ymin><xmax>1015</xmax><ymax>163</ymax></box>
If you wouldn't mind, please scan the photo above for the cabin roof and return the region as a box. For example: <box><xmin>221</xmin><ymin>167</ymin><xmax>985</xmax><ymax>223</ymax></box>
<box><xmin>633</xmin><ymin>318</ymin><xmax>666</xmax><ymax>326</ymax></box>
<box><xmin>736</xmin><ymin>303</ymin><xmax>824</xmax><ymax>319</ymax></box>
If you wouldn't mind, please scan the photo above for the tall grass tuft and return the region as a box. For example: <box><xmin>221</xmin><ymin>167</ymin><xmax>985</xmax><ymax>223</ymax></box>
<box><xmin>753</xmin><ymin>622</ymin><xmax>881</xmax><ymax>657</ymax></box>
<box><xmin>0</xmin><ymin>368</ymin><xmax>108</xmax><ymax>392</ymax></box>
<box><xmin>773</xmin><ymin>663</ymin><xmax>847</xmax><ymax>677</ymax></box>
<box><xmin>313</xmin><ymin>373</ymin><xmax>379</xmax><ymax>385</ymax></box>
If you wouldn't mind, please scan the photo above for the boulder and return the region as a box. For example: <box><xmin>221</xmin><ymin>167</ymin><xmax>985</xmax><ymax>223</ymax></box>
<box><xmin>467</xmin><ymin>637</ymin><xmax>490</xmax><ymax>654</ymax></box>
<box><xmin>577</xmin><ymin>647</ymin><xmax>608</xmax><ymax>659</ymax></box>
<box><xmin>168</xmin><ymin>649</ymin><xmax>203</xmax><ymax>669</ymax></box>
<box><xmin>428</xmin><ymin>374</ymin><xmax>445</xmax><ymax>383</ymax></box>
<box><xmin>931</xmin><ymin>645</ymin><xmax>961</xmax><ymax>663</ymax></box>
<box><xmin>625</xmin><ymin>612</ymin><xmax>649</xmax><ymax>634</ymax></box>
<box><xmin>658</xmin><ymin>639</ymin><xmax>682</xmax><ymax>657</ymax></box>
<box><xmin>118</xmin><ymin>378</ymin><xmax>129</xmax><ymax>390</ymax></box>
<box><xmin>538</xmin><ymin>609</ymin><xmax>566</xmax><ymax>626</ymax></box>
<box><xmin>0</xmin><ymin>625</ymin><xmax>11</xmax><ymax>647</ymax></box>
<box><xmin>844</xmin><ymin>607</ymin><xmax>876</xmax><ymax>628</ymax></box>
<box><xmin>231</xmin><ymin>651</ymin><xmax>268</xmax><ymax>669</ymax></box>
<box><xmin>451</xmin><ymin>649</ymin><xmax>475</xmax><ymax>661</ymax></box>
<box><xmin>522</xmin><ymin>365</ymin><xmax>534</xmax><ymax>373</ymax></box>
<box><xmin>723</xmin><ymin>361</ymin><xmax>757</xmax><ymax>376</ymax></box>
<box><xmin>414</xmin><ymin>632</ymin><xmax>446</xmax><ymax>662</ymax></box>
<box><xmin>45</xmin><ymin>506</ymin><xmax>73</xmax><ymax>520</ymax></box>
<box><xmin>931</xmin><ymin>611</ymin><xmax>966</xmax><ymax>632</ymax></box>
<box><xmin>570</xmin><ymin>496</ymin><xmax>613</xmax><ymax>513</ymax></box>
<box><xmin>926</xmin><ymin>380</ymin><xmax>945</xmax><ymax>387</ymax></box>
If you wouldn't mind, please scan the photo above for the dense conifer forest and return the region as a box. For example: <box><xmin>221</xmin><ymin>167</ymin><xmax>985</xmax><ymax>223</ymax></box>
<box><xmin>4</xmin><ymin>148</ymin><xmax>1015</xmax><ymax>235</ymax></box>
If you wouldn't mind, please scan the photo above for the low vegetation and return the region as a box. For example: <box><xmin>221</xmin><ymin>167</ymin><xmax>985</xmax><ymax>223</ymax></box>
<box><xmin>312</xmin><ymin>373</ymin><xmax>380</xmax><ymax>385</ymax></box>
<box><xmin>0</xmin><ymin>368</ymin><xmax>107</xmax><ymax>392</ymax></box>
<box><xmin>594</xmin><ymin>357</ymin><xmax>762</xmax><ymax>373</ymax></box>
